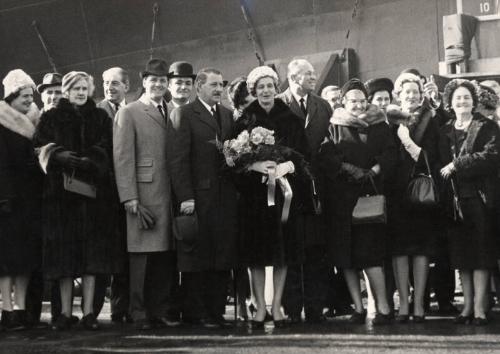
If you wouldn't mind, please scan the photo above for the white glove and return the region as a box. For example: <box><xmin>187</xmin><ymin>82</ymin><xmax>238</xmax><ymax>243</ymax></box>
<box><xmin>275</xmin><ymin>161</ymin><xmax>295</xmax><ymax>179</ymax></box>
<box><xmin>248</xmin><ymin>160</ymin><xmax>277</xmax><ymax>174</ymax></box>
<box><xmin>180</xmin><ymin>199</ymin><xmax>195</xmax><ymax>215</ymax></box>
<box><xmin>397</xmin><ymin>125</ymin><xmax>421</xmax><ymax>161</ymax></box>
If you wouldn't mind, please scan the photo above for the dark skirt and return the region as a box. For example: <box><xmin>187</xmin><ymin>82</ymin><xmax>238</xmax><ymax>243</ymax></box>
<box><xmin>0</xmin><ymin>197</ymin><xmax>41</xmax><ymax>276</ymax></box>
<box><xmin>388</xmin><ymin>197</ymin><xmax>440</xmax><ymax>257</ymax></box>
<box><xmin>448</xmin><ymin>197</ymin><xmax>498</xmax><ymax>269</ymax></box>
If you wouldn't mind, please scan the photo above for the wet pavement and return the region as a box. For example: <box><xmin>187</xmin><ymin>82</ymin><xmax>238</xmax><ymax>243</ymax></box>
<box><xmin>2</xmin><ymin>304</ymin><xmax>500</xmax><ymax>353</ymax></box>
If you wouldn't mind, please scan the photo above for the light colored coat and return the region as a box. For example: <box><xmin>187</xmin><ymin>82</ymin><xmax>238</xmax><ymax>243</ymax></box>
<box><xmin>113</xmin><ymin>94</ymin><xmax>173</xmax><ymax>252</ymax></box>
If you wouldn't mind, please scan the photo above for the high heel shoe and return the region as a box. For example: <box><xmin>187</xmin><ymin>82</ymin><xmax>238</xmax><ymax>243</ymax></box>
<box><xmin>250</xmin><ymin>320</ymin><xmax>265</xmax><ymax>330</ymax></box>
<box><xmin>453</xmin><ymin>314</ymin><xmax>473</xmax><ymax>325</ymax></box>
<box><xmin>348</xmin><ymin>310</ymin><xmax>367</xmax><ymax>324</ymax></box>
<box><xmin>412</xmin><ymin>315</ymin><xmax>426</xmax><ymax>323</ymax></box>
<box><xmin>395</xmin><ymin>314</ymin><xmax>409</xmax><ymax>323</ymax></box>
<box><xmin>473</xmin><ymin>317</ymin><xmax>489</xmax><ymax>326</ymax></box>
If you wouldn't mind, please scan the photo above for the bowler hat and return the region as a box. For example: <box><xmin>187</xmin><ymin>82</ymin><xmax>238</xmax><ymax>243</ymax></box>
<box><xmin>167</xmin><ymin>61</ymin><xmax>196</xmax><ymax>79</ymax></box>
<box><xmin>141</xmin><ymin>58</ymin><xmax>169</xmax><ymax>78</ymax></box>
<box><xmin>37</xmin><ymin>73</ymin><xmax>62</xmax><ymax>94</ymax></box>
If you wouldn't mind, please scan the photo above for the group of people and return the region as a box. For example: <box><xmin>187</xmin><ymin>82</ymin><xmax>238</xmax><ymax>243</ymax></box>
<box><xmin>1</xmin><ymin>55</ymin><xmax>499</xmax><ymax>332</ymax></box>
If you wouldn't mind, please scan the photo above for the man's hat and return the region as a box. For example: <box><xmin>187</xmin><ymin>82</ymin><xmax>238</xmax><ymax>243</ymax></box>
<box><xmin>37</xmin><ymin>73</ymin><xmax>62</xmax><ymax>94</ymax></box>
<box><xmin>141</xmin><ymin>58</ymin><xmax>169</xmax><ymax>78</ymax></box>
<box><xmin>167</xmin><ymin>61</ymin><xmax>196</xmax><ymax>79</ymax></box>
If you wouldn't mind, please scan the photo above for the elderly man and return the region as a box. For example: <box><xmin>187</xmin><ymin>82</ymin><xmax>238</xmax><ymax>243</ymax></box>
<box><xmin>113</xmin><ymin>58</ymin><xmax>177</xmax><ymax>330</ymax></box>
<box><xmin>276</xmin><ymin>58</ymin><xmax>332</xmax><ymax>324</ymax></box>
<box><xmin>168</xmin><ymin>67</ymin><xmax>238</xmax><ymax>328</ymax></box>
<box><xmin>38</xmin><ymin>73</ymin><xmax>63</xmax><ymax>112</ymax></box>
<box><xmin>321</xmin><ymin>85</ymin><xmax>342</xmax><ymax>109</ymax></box>
<box><xmin>94</xmin><ymin>67</ymin><xmax>131</xmax><ymax>324</ymax></box>
<box><xmin>98</xmin><ymin>67</ymin><xmax>129</xmax><ymax>120</ymax></box>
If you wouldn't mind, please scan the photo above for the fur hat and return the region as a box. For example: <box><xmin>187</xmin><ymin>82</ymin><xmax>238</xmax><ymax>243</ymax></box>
<box><xmin>247</xmin><ymin>66</ymin><xmax>279</xmax><ymax>95</ymax></box>
<box><xmin>62</xmin><ymin>71</ymin><xmax>90</xmax><ymax>94</ymax></box>
<box><xmin>365</xmin><ymin>78</ymin><xmax>394</xmax><ymax>100</ymax></box>
<box><xmin>393</xmin><ymin>73</ymin><xmax>424</xmax><ymax>97</ymax></box>
<box><xmin>341</xmin><ymin>78</ymin><xmax>368</xmax><ymax>98</ymax></box>
<box><xmin>2</xmin><ymin>69</ymin><xmax>36</xmax><ymax>98</ymax></box>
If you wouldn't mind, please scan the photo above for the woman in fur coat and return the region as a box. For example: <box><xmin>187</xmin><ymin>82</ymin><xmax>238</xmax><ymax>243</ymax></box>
<box><xmin>33</xmin><ymin>71</ymin><xmax>120</xmax><ymax>331</ymax></box>
<box><xmin>318</xmin><ymin>79</ymin><xmax>397</xmax><ymax>325</ymax></box>
<box><xmin>234</xmin><ymin>66</ymin><xmax>310</xmax><ymax>328</ymax></box>
<box><xmin>0</xmin><ymin>69</ymin><xmax>43</xmax><ymax>330</ymax></box>
<box><xmin>439</xmin><ymin>79</ymin><xmax>500</xmax><ymax>325</ymax></box>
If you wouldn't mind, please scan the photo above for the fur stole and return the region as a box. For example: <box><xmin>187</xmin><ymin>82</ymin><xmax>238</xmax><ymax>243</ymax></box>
<box><xmin>330</xmin><ymin>104</ymin><xmax>386</xmax><ymax>128</ymax></box>
<box><xmin>0</xmin><ymin>101</ymin><xmax>40</xmax><ymax>140</ymax></box>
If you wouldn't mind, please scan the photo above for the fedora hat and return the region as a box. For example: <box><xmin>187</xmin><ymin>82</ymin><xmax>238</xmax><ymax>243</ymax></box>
<box><xmin>37</xmin><ymin>73</ymin><xmax>62</xmax><ymax>94</ymax></box>
<box><xmin>141</xmin><ymin>58</ymin><xmax>169</xmax><ymax>78</ymax></box>
<box><xmin>167</xmin><ymin>61</ymin><xmax>196</xmax><ymax>79</ymax></box>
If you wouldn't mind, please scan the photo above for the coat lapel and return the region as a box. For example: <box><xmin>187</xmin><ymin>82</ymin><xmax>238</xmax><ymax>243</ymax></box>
<box><xmin>139</xmin><ymin>95</ymin><xmax>166</xmax><ymax>129</ymax></box>
<box><xmin>193</xmin><ymin>98</ymin><xmax>220</xmax><ymax>135</ymax></box>
<box><xmin>305</xmin><ymin>95</ymin><xmax>317</xmax><ymax>129</ymax></box>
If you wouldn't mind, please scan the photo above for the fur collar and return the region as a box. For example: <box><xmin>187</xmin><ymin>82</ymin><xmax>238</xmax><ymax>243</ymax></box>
<box><xmin>0</xmin><ymin>101</ymin><xmax>40</xmax><ymax>139</ymax></box>
<box><xmin>330</xmin><ymin>104</ymin><xmax>385</xmax><ymax>128</ymax></box>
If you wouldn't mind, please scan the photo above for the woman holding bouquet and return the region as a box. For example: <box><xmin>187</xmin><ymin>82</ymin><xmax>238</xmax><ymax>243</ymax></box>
<box><xmin>318</xmin><ymin>79</ymin><xmax>397</xmax><ymax>325</ymax></box>
<box><xmin>233</xmin><ymin>66</ymin><xmax>310</xmax><ymax>328</ymax></box>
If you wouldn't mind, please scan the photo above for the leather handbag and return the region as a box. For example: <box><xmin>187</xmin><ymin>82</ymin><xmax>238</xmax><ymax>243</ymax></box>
<box><xmin>352</xmin><ymin>176</ymin><xmax>387</xmax><ymax>224</ymax></box>
<box><xmin>63</xmin><ymin>170</ymin><xmax>97</xmax><ymax>199</ymax></box>
<box><xmin>407</xmin><ymin>151</ymin><xmax>439</xmax><ymax>206</ymax></box>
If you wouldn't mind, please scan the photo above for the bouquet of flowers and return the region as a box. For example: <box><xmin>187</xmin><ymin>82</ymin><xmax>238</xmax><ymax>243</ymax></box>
<box><xmin>222</xmin><ymin>126</ymin><xmax>311</xmax><ymax>223</ymax></box>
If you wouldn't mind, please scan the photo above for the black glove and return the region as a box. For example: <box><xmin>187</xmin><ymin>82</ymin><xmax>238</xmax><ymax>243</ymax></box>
<box><xmin>342</xmin><ymin>163</ymin><xmax>366</xmax><ymax>181</ymax></box>
<box><xmin>53</xmin><ymin>151</ymin><xmax>81</xmax><ymax>169</ymax></box>
<box><xmin>79</xmin><ymin>157</ymin><xmax>97</xmax><ymax>172</ymax></box>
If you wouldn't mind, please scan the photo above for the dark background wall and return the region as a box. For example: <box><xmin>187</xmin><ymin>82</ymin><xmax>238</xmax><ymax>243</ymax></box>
<box><xmin>0</xmin><ymin>0</ymin><xmax>496</xmax><ymax>99</ymax></box>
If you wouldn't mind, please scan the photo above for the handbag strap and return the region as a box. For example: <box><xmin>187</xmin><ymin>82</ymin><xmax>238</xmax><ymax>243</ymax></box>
<box><xmin>410</xmin><ymin>150</ymin><xmax>432</xmax><ymax>177</ymax></box>
<box><xmin>360</xmin><ymin>175</ymin><xmax>379</xmax><ymax>195</ymax></box>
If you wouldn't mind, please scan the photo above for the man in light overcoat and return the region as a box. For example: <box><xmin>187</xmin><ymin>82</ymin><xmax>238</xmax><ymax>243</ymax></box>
<box><xmin>113</xmin><ymin>58</ymin><xmax>176</xmax><ymax>330</ymax></box>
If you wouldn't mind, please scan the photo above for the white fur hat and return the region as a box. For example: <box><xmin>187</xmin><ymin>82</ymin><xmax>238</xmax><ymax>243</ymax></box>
<box><xmin>393</xmin><ymin>72</ymin><xmax>424</xmax><ymax>97</ymax></box>
<box><xmin>247</xmin><ymin>66</ymin><xmax>279</xmax><ymax>95</ymax></box>
<box><xmin>2</xmin><ymin>69</ymin><xmax>36</xmax><ymax>98</ymax></box>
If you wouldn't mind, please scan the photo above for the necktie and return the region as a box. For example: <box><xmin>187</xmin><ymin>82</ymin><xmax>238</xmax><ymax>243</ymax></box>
<box><xmin>157</xmin><ymin>104</ymin><xmax>165</xmax><ymax>119</ymax></box>
<box><xmin>113</xmin><ymin>103</ymin><xmax>120</xmax><ymax>113</ymax></box>
<box><xmin>299</xmin><ymin>97</ymin><xmax>307</xmax><ymax>117</ymax></box>
<box><xmin>211</xmin><ymin>106</ymin><xmax>221</xmax><ymax>129</ymax></box>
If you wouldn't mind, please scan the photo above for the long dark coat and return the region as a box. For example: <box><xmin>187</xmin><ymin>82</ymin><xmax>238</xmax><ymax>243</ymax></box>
<box><xmin>318</xmin><ymin>121</ymin><xmax>397</xmax><ymax>268</ymax></box>
<box><xmin>167</xmin><ymin>98</ymin><xmax>238</xmax><ymax>272</ymax></box>
<box><xmin>388</xmin><ymin>105</ymin><xmax>443</xmax><ymax>257</ymax></box>
<box><xmin>33</xmin><ymin>98</ymin><xmax>123</xmax><ymax>280</ymax></box>
<box><xmin>276</xmin><ymin>88</ymin><xmax>332</xmax><ymax>247</ymax></box>
<box><xmin>439</xmin><ymin>114</ymin><xmax>500</xmax><ymax>269</ymax></box>
<box><xmin>233</xmin><ymin>99</ymin><xmax>311</xmax><ymax>267</ymax></box>
<box><xmin>0</xmin><ymin>105</ymin><xmax>43</xmax><ymax>276</ymax></box>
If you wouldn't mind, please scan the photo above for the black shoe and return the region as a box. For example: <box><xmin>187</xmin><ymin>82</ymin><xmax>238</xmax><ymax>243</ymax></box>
<box><xmin>473</xmin><ymin>317</ymin><xmax>489</xmax><ymax>326</ymax></box>
<box><xmin>372</xmin><ymin>312</ymin><xmax>393</xmax><ymax>326</ymax></box>
<box><xmin>3</xmin><ymin>310</ymin><xmax>27</xmax><ymax>331</ymax></box>
<box><xmin>152</xmin><ymin>316</ymin><xmax>181</xmax><ymax>328</ymax></box>
<box><xmin>334</xmin><ymin>306</ymin><xmax>355</xmax><ymax>317</ymax></box>
<box><xmin>111</xmin><ymin>312</ymin><xmax>128</xmax><ymax>324</ymax></box>
<box><xmin>80</xmin><ymin>313</ymin><xmax>100</xmax><ymax>330</ymax></box>
<box><xmin>348</xmin><ymin>310</ymin><xmax>367</xmax><ymax>324</ymax></box>
<box><xmin>51</xmin><ymin>314</ymin><xmax>72</xmax><ymax>331</ymax></box>
<box><xmin>453</xmin><ymin>314</ymin><xmax>473</xmax><ymax>324</ymax></box>
<box><xmin>213</xmin><ymin>315</ymin><xmax>232</xmax><ymax>328</ymax></box>
<box><xmin>251</xmin><ymin>320</ymin><xmax>265</xmax><ymax>330</ymax></box>
<box><xmin>305</xmin><ymin>314</ymin><xmax>327</xmax><ymax>324</ymax></box>
<box><xmin>413</xmin><ymin>315</ymin><xmax>426</xmax><ymax>323</ymax></box>
<box><xmin>288</xmin><ymin>314</ymin><xmax>302</xmax><ymax>325</ymax></box>
<box><xmin>133</xmin><ymin>318</ymin><xmax>153</xmax><ymax>330</ymax></box>
<box><xmin>395</xmin><ymin>314</ymin><xmax>409</xmax><ymax>323</ymax></box>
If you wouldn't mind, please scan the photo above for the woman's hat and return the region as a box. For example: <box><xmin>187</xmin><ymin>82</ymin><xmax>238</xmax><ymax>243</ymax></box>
<box><xmin>61</xmin><ymin>71</ymin><xmax>89</xmax><ymax>93</ymax></box>
<box><xmin>141</xmin><ymin>58</ymin><xmax>169</xmax><ymax>78</ymax></box>
<box><xmin>365</xmin><ymin>78</ymin><xmax>394</xmax><ymax>98</ymax></box>
<box><xmin>2</xmin><ymin>69</ymin><xmax>36</xmax><ymax>98</ymax></box>
<box><xmin>167</xmin><ymin>61</ymin><xmax>196</xmax><ymax>79</ymax></box>
<box><xmin>37</xmin><ymin>73</ymin><xmax>62</xmax><ymax>94</ymax></box>
<box><xmin>341</xmin><ymin>78</ymin><xmax>368</xmax><ymax>98</ymax></box>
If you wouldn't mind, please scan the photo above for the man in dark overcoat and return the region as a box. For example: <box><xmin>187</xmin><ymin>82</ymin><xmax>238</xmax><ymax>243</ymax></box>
<box><xmin>167</xmin><ymin>67</ymin><xmax>238</xmax><ymax>328</ymax></box>
<box><xmin>113</xmin><ymin>59</ymin><xmax>177</xmax><ymax>330</ymax></box>
<box><xmin>276</xmin><ymin>59</ymin><xmax>332</xmax><ymax>323</ymax></box>
<box><xmin>95</xmin><ymin>67</ymin><xmax>131</xmax><ymax>323</ymax></box>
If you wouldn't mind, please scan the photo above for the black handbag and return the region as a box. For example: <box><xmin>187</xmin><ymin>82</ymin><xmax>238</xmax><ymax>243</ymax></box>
<box><xmin>352</xmin><ymin>176</ymin><xmax>387</xmax><ymax>224</ymax></box>
<box><xmin>407</xmin><ymin>151</ymin><xmax>439</xmax><ymax>206</ymax></box>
